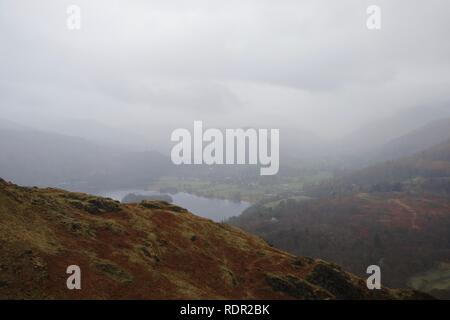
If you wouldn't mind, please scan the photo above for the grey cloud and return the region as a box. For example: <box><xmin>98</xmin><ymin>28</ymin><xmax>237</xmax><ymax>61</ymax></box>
<box><xmin>0</xmin><ymin>0</ymin><xmax>450</xmax><ymax>139</ymax></box>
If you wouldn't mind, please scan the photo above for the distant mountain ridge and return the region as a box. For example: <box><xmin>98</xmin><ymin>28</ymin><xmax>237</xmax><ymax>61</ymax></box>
<box><xmin>0</xmin><ymin>125</ymin><xmax>170</xmax><ymax>191</ymax></box>
<box><xmin>333</xmin><ymin>104</ymin><xmax>450</xmax><ymax>168</ymax></box>
<box><xmin>376</xmin><ymin>118</ymin><xmax>450</xmax><ymax>161</ymax></box>
<box><xmin>340</xmin><ymin>104</ymin><xmax>450</xmax><ymax>154</ymax></box>
<box><xmin>312</xmin><ymin>137</ymin><xmax>450</xmax><ymax>196</ymax></box>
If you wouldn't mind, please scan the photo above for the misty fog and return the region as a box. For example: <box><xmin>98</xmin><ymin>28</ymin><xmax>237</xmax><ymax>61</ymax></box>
<box><xmin>1</xmin><ymin>0</ymin><xmax>450</xmax><ymax>153</ymax></box>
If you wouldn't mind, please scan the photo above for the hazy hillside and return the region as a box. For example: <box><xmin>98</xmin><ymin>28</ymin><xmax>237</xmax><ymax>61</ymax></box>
<box><xmin>309</xmin><ymin>138</ymin><xmax>450</xmax><ymax>196</ymax></box>
<box><xmin>376</xmin><ymin>118</ymin><xmax>450</xmax><ymax>161</ymax></box>
<box><xmin>334</xmin><ymin>104</ymin><xmax>450</xmax><ymax>168</ymax></box>
<box><xmin>339</xmin><ymin>104</ymin><xmax>450</xmax><ymax>155</ymax></box>
<box><xmin>0</xmin><ymin>127</ymin><xmax>170</xmax><ymax>191</ymax></box>
<box><xmin>30</xmin><ymin>118</ymin><xmax>156</xmax><ymax>152</ymax></box>
<box><xmin>0</xmin><ymin>118</ymin><xmax>31</xmax><ymax>131</ymax></box>
<box><xmin>0</xmin><ymin>179</ymin><xmax>430</xmax><ymax>299</ymax></box>
<box><xmin>0</xmin><ymin>119</ymin><xmax>333</xmax><ymax>208</ymax></box>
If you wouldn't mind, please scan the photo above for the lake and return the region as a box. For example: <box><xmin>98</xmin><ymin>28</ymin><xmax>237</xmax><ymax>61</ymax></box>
<box><xmin>96</xmin><ymin>189</ymin><xmax>251</xmax><ymax>222</ymax></box>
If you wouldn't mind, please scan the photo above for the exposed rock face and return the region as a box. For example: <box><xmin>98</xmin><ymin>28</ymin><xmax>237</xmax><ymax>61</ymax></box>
<box><xmin>0</xmin><ymin>180</ymin><xmax>431</xmax><ymax>299</ymax></box>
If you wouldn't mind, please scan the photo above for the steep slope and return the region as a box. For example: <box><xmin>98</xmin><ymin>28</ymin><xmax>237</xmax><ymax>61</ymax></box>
<box><xmin>331</xmin><ymin>105</ymin><xmax>450</xmax><ymax>169</ymax></box>
<box><xmin>376</xmin><ymin>118</ymin><xmax>450</xmax><ymax>161</ymax></box>
<box><xmin>230</xmin><ymin>192</ymin><xmax>450</xmax><ymax>297</ymax></box>
<box><xmin>338</xmin><ymin>104</ymin><xmax>450</xmax><ymax>156</ymax></box>
<box><xmin>309</xmin><ymin>138</ymin><xmax>450</xmax><ymax>196</ymax></box>
<box><xmin>0</xmin><ymin>179</ymin><xmax>428</xmax><ymax>300</ymax></box>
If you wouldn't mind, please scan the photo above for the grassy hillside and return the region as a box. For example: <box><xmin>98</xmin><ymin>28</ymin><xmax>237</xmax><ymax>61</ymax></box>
<box><xmin>0</xmin><ymin>178</ymin><xmax>428</xmax><ymax>300</ymax></box>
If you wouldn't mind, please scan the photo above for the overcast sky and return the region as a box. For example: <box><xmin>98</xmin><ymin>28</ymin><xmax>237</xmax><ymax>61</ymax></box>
<box><xmin>1</xmin><ymin>0</ymin><xmax>450</xmax><ymax>140</ymax></box>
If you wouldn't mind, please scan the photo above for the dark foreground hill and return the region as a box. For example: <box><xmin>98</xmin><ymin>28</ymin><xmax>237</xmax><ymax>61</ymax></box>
<box><xmin>0</xmin><ymin>179</ymin><xmax>429</xmax><ymax>299</ymax></box>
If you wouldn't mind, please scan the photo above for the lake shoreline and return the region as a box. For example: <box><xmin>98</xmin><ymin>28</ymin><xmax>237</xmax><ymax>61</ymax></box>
<box><xmin>95</xmin><ymin>189</ymin><xmax>251</xmax><ymax>222</ymax></box>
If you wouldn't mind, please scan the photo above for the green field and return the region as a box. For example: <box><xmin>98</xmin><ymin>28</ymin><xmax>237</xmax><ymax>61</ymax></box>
<box><xmin>150</xmin><ymin>173</ymin><xmax>330</xmax><ymax>203</ymax></box>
